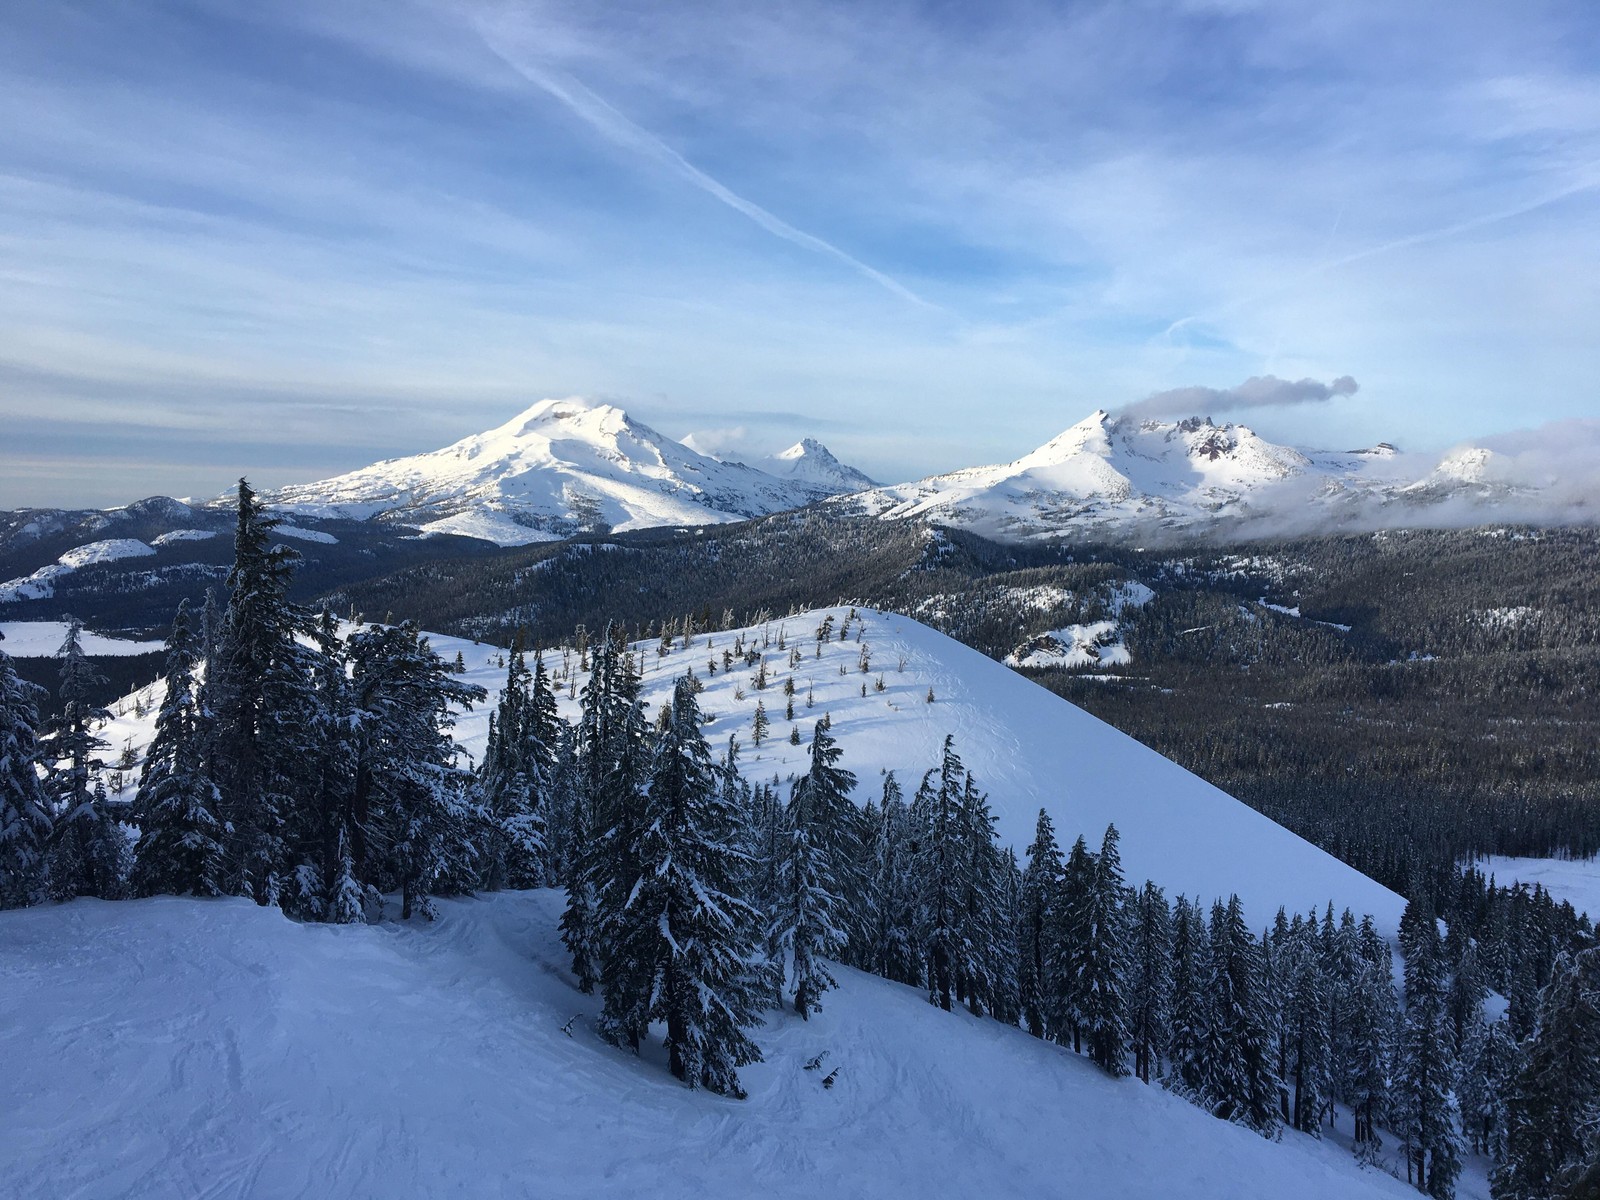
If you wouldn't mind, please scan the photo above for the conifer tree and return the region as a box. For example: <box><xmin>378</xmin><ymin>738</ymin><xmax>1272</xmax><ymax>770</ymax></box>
<box><xmin>1018</xmin><ymin>809</ymin><xmax>1064</xmax><ymax>1040</ymax></box>
<box><xmin>1494</xmin><ymin>948</ymin><xmax>1600</xmax><ymax>1200</ymax></box>
<box><xmin>1397</xmin><ymin>893</ymin><xmax>1463</xmax><ymax>1198</ymax></box>
<box><xmin>617</xmin><ymin>676</ymin><xmax>766</xmax><ymax>1096</ymax></box>
<box><xmin>1167</xmin><ymin>895</ymin><xmax>1211</xmax><ymax>1098</ymax></box>
<box><xmin>130</xmin><ymin>601</ymin><xmax>226</xmax><ymax>898</ymax></box>
<box><xmin>1080</xmin><ymin>824</ymin><xmax>1132</xmax><ymax>1077</ymax></box>
<box><xmin>0</xmin><ymin>638</ymin><xmax>51</xmax><ymax>909</ymax></box>
<box><xmin>1458</xmin><ymin>1017</ymin><xmax>1517</xmax><ymax>1162</ymax></box>
<box><xmin>866</xmin><ymin>773</ymin><xmax>919</xmax><ymax>986</ymax></box>
<box><xmin>1128</xmin><ymin>880</ymin><xmax>1174</xmax><ymax>1083</ymax></box>
<box><xmin>210</xmin><ymin>479</ymin><xmax>313</xmax><ymax>905</ymax></box>
<box><xmin>43</xmin><ymin>618</ymin><xmax>118</xmax><ymax>900</ymax></box>
<box><xmin>1282</xmin><ymin>914</ymin><xmax>1334</xmax><ymax>1134</ymax></box>
<box><xmin>910</xmin><ymin>736</ymin><xmax>970</xmax><ymax>1013</ymax></box>
<box><xmin>1203</xmin><ymin>896</ymin><xmax>1280</xmax><ymax>1136</ymax></box>
<box><xmin>771</xmin><ymin>717</ymin><xmax>858</xmax><ymax>1018</ymax></box>
<box><xmin>347</xmin><ymin>623</ymin><xmax>486</xmax><ymax>920</ymax></box>
<box><xmin>1048</xmin><ymin>834</ymin><xmax>1097</xmax><ymax>1052</ymax></box>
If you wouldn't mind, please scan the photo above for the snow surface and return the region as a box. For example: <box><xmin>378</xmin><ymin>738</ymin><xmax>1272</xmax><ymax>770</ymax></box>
<box><xmin>263</xmin><ymin>398</ymin><xmax>872</xmax><ymax>545</ymax></box>
<box><xmin>0</xmin><ymin>621</ymin><xmax>164</xmax><ymax>658</ymax></box>
<box><xmin>272</xmin><ymin>525</ymin><xmax>338</xmax><ymax>544</ymax></box>
<box><xmin>151</xmin><ymin>528</ymin><xmax>217</xmax><ymax>546</ymax></box>
<box><xmin>0</xmin><ymin>538</ymin><xmax>158</xmax><ymax>602</ymax></box>
<box><xmin>1470</xmin><ymin>855</ymin><xmax>1600</xmax><ymax>922</ymax></box>
<box><xmin>0</xmin><ymin>892</ymin><xmax>1428</xmax><ymax>1200</ymax></box>
<box><xmin>1004</xmin><ymin>621</ymin><xmax>1129</xmax><ymax>670</ymax></box>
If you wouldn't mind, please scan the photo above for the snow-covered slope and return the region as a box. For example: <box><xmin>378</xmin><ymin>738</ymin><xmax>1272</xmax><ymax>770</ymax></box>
<box><xmin>756</xmin><ymin>438</ymin><xmax>878</xmax><ymax>499</ymax></box>
<box><xmin>0</xmin><ymin>621</ymin><xmax>163</xmax><ymax>657</ymax></box>
<box><xmin>262</xmin><ymin>399</ymin><xmax>869</xmax><ymax>545</ymax></box>
<box><xmin>0</xmin><ymin>891</ymin><xmax>1427</xmax><ymax>1200</ymax></box>
<box><xmin>0</xmin><ymin>538</ymin><xmax>157</xmax><ymax>602</ymax></box>
<box><xmin>846</xmin><ymin>411</ymin><xmax>1590</xmax><ymax>543</ymax></box>
<box><xmin>96</xmin><ymin>607</ymin><xmax>1403</xmax><ymax>938</ymax></box>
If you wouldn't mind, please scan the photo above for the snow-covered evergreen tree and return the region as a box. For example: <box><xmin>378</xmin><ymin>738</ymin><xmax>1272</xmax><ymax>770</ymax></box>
<box><xmin>347</xmin><ymin>623</ymin><xmax>485</xmax><ymax>921</ymax></box>
<box><xmin>1281</xmin><ymin>913</ymin><xmax>1333</xmax><ymax>1135</ymax></box>
<box><xmin>865</xmin><ymin>772</ymin><xmax>919</xmax><ymax>987</ymax></box>
<box><xmin>1203</xmin><ymin>896</ymin><xmax>1280</xmax><ymax>1137</ymax></box>
<box><xmin>0</xmin><ymin>638</ymin><xmax>51</xmax><ymax>909</ymax></box>
<box><xmin>1128</xmin><ymin>879</ymin><xmax>1174</xmax><ymax>1083</ymax></box>
<box><xmin>771</xmin><ymin>716</ymin><xmax>858</xmax><ymax>1018</ymax></box>
<box><xmin>210</xmin><ymin>479</ymin><xmax>313</xmax><ymax>905</ymax></box>
<box><xmin>1018</xmin><ymin>808</ymin><xmax>1064</xmax><ymax>1040</ymax></box>
<box><xmin>43</xmin><ymin>618</ymin><xmax>118</xmax><ymax>900</ymax></box>
<box><xmin>1494</xmin><ymin>948</ymin><xmax>1600</xmax><ymax>1200</ymax></box>
<box><xmin>615</xmin><ymin>675</ymin><xmax>766</xmax><ymax>1096</ymax></box>
<box><xmin>477</xmin><ymin>644</ymin><xmax>555</xmax><ymax>891</ymax></box>
<box><xmin>1345</xmin><ymin>919</ymin><xmax>1399</xmax><ymax>1153</ymax></box>
<box><xmin>1080</xmin><ymin>824</ymin><xmax>1132</xmax><ymax>1077</ymax></box>
<box><xmin>1167</xmin><ymin>895</ymin><xmax>1211</xmax><ymax>1099</ymax></box>
<box><xmin>1458</xmin><ymin>1017</ymin><xmax>1517</xmax><ymax>1162</ymax></box>
<box><xmin>1396</xmin><ymin>893</ymin><xmax>1463</xmax><ymax>1198</ymax></box>
<box><xmin>130</xmin><ymin>601</ymin><xmax>226</xmax><ymax>898</ymax></box>
<box><xmin>1047</xmin><ymin>833</ymin><xmax>1096</xmax><ymax>1052</ymax></box>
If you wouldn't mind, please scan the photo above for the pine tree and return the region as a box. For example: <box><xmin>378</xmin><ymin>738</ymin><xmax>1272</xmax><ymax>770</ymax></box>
<box><xmin>1458</xmin><ymin>1017</ymin><xmax>1517</xmax><ymax>1162</ymax></box>
<box><xmin>1047</xmin><ymin>834</ymin><xmax>1097</xmax><ymax>1052</ymax></box>
<box><xmin>1282</xmin><ymin>913</ymin><xmax>1334</xmax><ymax>1135</ymax></box>
<box><xmin>1203</xmin><ymin>896</ymin><xmax>1280</xmax><ymax>1136</ymax></box>
<box><xmin>0</xmin><ymin>638</ymin><xmax>51</xmax><ymax>908</ymax></box>
<box><xmin>1397</xmin><ymin>894</ymin><xmax>1463</xmax><ymax>1198</ymax></box>
<box><xmin>478</xmin><ymin>643</ymin><xmax>554</xmax><ymax>891</ymax></box>
<box><xmin>751</xmin><ymin>700</ymin><xmax>769</xmax><ymax>747</ymax></box>
<box><xmin>771</xmin><ymin>717</ymin><xmax>858</xmax><ymax>1018</ymax></box>
<box><xmin>1018</xmin><ymin>809</ymin><xmax>1064</xmax><ymax>1039</ymax></box>
<box><xmin>1128</xmin><ymin>880</ymin><xmax>1174</xmax><ymax>1083</ymax></box>
<box><xmin>1495</xmin><ymin>948</ymin><xmax>1600</xmax><ymax>1200</ymax></box>
<box><xmin>210</xmin><ymin>479</ymin><xmax>314</xmax><ymax>905</ymax></box>
<box><xmin>347</xmin><ymin>623</ymin><xmax>486</xmax><ymax>921</ymax></box>
<box><xmin>43</xmin><ymin>618</ymin><xmax>117</xmax><ymax>900</ymax></box>
<box><xmin>1345</xmin><ymin>920</ymin><xmax>1399</xmax><ymax>1153</ymax></box>
<box><xmin>1080</xmin><ymin>824</ymin><xmax>1132</xmax><ymax>1077</ymax></box>
<box><xmin>130</xmin><ymin>601</ymin><xmax>226</xmax><ymax>898</ymax></box>
<box><xmin>617</xmin><ymin>676</ymin><xmax>766</xmax><ymax>1096</ymax></box>
<box><xmin>1167</xmin><ymin>894</ymin><xmax>1211</xmax><ymax>1098</ymax></box>
<box><xmin>866</xmin><ymin>773</ymin><xmax>919</xmax><ymax>986</ymax></box>
<box><xmin>909</xmin><ymin>736</ymin><xmax>970</xmax><ymax>1013</ymax></box>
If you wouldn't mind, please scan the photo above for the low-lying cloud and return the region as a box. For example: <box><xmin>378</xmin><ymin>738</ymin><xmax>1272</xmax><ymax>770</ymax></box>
<box><xmin>1122</xmin><ymin>374</ymin><xmax>1360</xmax><ymax>420</ymax></box>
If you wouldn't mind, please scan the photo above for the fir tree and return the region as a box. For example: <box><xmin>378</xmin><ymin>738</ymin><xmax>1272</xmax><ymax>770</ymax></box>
<box><xmin>1048</xmin><ymin>834</ymin><xmax>1097</xmax><ymax>1052</ymax></box>
<box><xmin>1494</xmin><ymin>948</ymin><xmax>1600</xmax><ymax>1200</ymax></box>
<box><xmin>43</xmin><ymin>618</ymin><xmax>117</xmax><ymax>900</ymax></box>
<box><xmin>865</xmin><ymin>773</ymin><xmax>919</xmax><ymax>986</ymax></box>
<box><xmin>1458</xmin><ymin>1017</ymin><xmax>1517</xmax><ymax>1162</ymax></box>
<box><xmin>347</xmin><ymin>623</ymin><xmax>486</xmax><ymax>921</ymax></box>
<box><xmin>130</xmin><ymin>601</ymin><xmax>226</xmax><ymax>898</ymax></box>
<box><xmin>1018</xmin><ymin>809</ymin><xmax>1064</xmax><ymax>1040</ymax></box>
<box><xmin>1397</xmin><ymin>894</ymin><xmax>1463</xmax><ymax>1198</ymax></box>
<box><xmin>618</xmin><ymin>676</ymin><xmax>766</xmax><ymax>1096</ymax></box>
<box><xmin>1080</xmin><ymin>824</ymin><xmax>1132</xmax><ymax>1077</ymax></box>
<box><xmin>0</xmin><ymin>639</ymin><xmax>51</xmax><ymax>908</ymax></box>
<box><xmin>771</xmin><ymin>717</ymin><xmax>858</xmax><ymax>1018</ymax></box>
<box><xmin>1203</xmin><ymin>896</ymin><xmax>1280</xmax><ymax>1136</ymax></box>
<box><xmin>1345</xmin><ymin>921</ymin><xmax>1399</xmax><ymax>1153</ymax></box>
<box><xmin>1128</xmin><ymin>880</ymin><xmax>1174</xmax><ymax>1083</ymax></box>
<box><xmin>1167</xmin><ymin>894</ymin><xmax>1211</xmax><ymax>1099</ymax></box>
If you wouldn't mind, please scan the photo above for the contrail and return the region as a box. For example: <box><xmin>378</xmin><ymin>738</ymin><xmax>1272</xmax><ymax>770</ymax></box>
<box><xmin>473</xmin><ymin>27</ymin><xmax>937</xmax><ymax>310</ymax></box>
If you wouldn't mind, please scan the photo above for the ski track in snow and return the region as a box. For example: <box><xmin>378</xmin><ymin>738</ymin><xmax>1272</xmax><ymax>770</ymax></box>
<box><xmin>0</xmin><ymin>892</ymin><xmax>1433</xmax><ymax>1200</ymax></box>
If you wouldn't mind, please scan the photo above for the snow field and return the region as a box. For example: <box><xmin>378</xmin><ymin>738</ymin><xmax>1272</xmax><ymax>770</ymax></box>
<box><xmin>0</xmin><ymin>891</ymin><xmax>1425</xmax><ymax>1200</ymax></box>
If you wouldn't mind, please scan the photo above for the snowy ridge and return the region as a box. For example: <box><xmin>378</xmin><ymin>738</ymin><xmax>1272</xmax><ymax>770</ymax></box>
<box><xmin>756</xmin><ymin>437</ymin><xmax>878</xmax><ymax>499</ymax></box>
<box><xmin>97</xmin><ymin>606</ymin><xmax>1400</xmax><ymax>937</ymax></box>
<box><xmin>0</xmin><ymin>538</ymin><xmax>157</xmax><ymax>603</ymax></box>
<box><xmin>261</xmin><ymin>399</ymin><xmax>872</xmax><ymax>546</ymax></box>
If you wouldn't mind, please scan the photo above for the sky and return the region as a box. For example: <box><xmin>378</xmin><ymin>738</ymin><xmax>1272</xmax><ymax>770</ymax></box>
<box><xmin>1</xmin><ymin>0</ymin><xmax>1598</xmax><ymax>508</ymax></box>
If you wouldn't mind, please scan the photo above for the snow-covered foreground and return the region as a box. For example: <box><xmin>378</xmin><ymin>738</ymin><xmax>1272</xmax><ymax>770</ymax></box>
<box><xmin>0</xmin><ymin>891</ymin><xmax>1423</xmax><ymax>1200</ymax></box>
<box><xmin>1471</xmin><ymin>854</ymin><xmax>1600</xmax><ymax>921</ymax></box>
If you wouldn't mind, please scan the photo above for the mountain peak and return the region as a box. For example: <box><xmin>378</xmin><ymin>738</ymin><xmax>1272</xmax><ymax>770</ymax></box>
<box><xmin>761</xmin><ymin>437</ymin><xmax>877</xmax><ymax>495</ymax></box>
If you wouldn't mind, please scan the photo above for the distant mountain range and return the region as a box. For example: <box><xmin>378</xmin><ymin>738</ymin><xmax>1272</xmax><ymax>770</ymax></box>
<box><xmin>2</xmin><ymin>400</ymin><xmax>1594</xmax><ymax>572</ymax></box>
<box><xmin>264</xmin><ymin>399</ymin><xmax>874</xmax><ymax>545</ymax></box>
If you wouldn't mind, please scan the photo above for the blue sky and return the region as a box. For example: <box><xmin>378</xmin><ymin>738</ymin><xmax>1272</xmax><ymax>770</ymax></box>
<box><xmin>2</xmin><ymin>0</ymin><xmax>1598</xmax><ymax>507</ymax></box>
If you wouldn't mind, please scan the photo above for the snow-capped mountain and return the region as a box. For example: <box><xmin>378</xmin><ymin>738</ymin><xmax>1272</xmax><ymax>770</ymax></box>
<box><xmin>845</xmin><ymin>410</ymin><xmax>1586</xmax><ymax>543</ymax></box>
<box><xmin>262</xmin><ymin>399</ymin><xmax>871</xmax><ymax>546</ymax></box>
<box><xmin>756</xmin><ymin>437</ymin><xmax>878</xmax><ymax>500</ymax></box>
